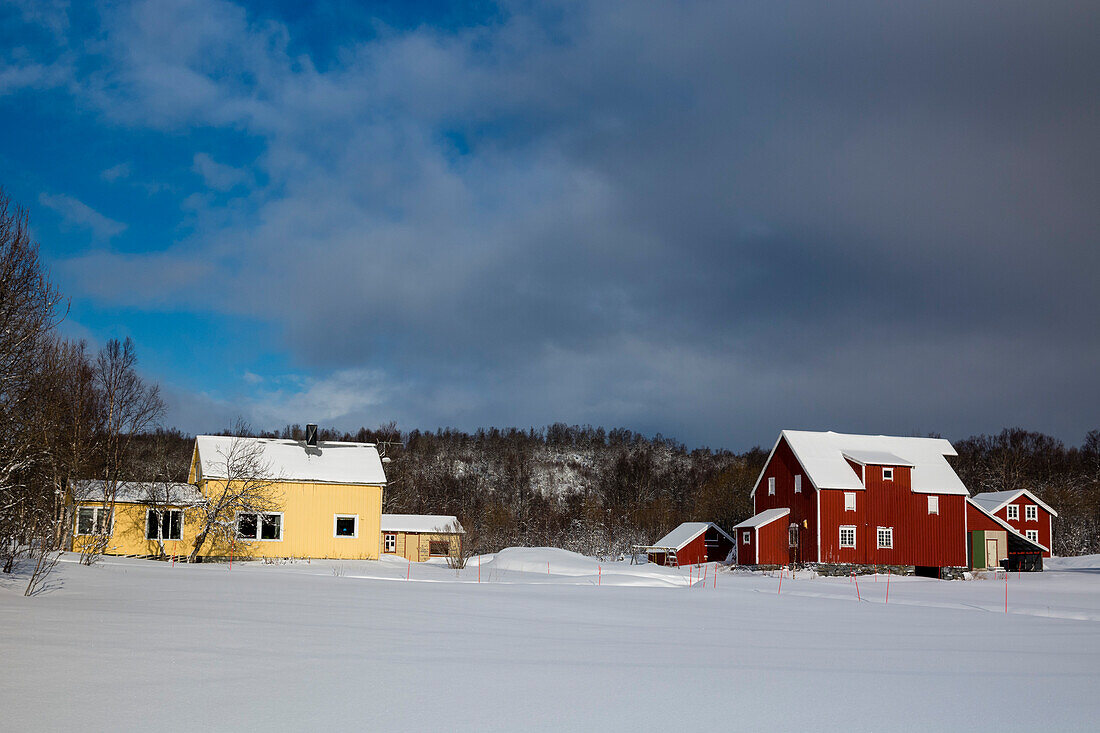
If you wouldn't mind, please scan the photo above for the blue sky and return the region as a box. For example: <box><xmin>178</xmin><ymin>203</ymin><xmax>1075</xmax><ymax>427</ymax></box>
<box><xmin>2</xmin><ymin>1</ymin><xmax>1098</xmax><ymax>449</ymax></box>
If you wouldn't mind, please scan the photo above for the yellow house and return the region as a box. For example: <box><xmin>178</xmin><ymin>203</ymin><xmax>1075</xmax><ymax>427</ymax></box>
<box><xmin>69</xmin><ymin>433</ymin><xmax>388</xmax><ymax>561</ymax></box>
<box><xmin>381</xmin><ymin>514</ymin><xmax>465</xmax><ymax>562</ymax></box>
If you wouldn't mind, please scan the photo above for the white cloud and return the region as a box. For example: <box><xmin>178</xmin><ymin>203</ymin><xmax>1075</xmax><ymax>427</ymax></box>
<box><xmin>100</xmin><ymin>162</ymin><xmax>132</xmax><ymax>181</ymax></box>
<box><xmin>38</xmin><ymin>192</ymin><xmax>127</xmax><ymax>241</ymax></box>
<box><xmin>192</xmin><ymin>152</ymin><xmax>250</xmax><ymax>191</ymax></box>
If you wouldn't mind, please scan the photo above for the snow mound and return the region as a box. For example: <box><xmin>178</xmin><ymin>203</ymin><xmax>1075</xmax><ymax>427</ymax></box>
<box><xmin>475</xmin><ymin>547</ymin><xmax>695</xmax><ymax>587</ymax></box>
<box><xmin>1046</xmin><ymin>554</ymin><xmax>1100</xmax><ymax>570</ymax></box>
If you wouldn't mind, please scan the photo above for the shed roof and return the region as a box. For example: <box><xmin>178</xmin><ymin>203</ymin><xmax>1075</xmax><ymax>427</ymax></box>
<box><xmin>732</xmin><ymin>508</ymin><xmax>791</xmax><ymax>530</ymax></box>
<box><xmin>647</xmin><ymin>522</ymin><xmax>734</xmax><ymax>551</ymax></box>
<box><xmin>381</xmin><ymin>514</ymin><xmax>464</xmax><ymax>533</ymax></box>
<box><xmin>190</xmin><ymin>435</ymin><xmax>387</xmax><ymax>486</ymax></box>
<box><xmin>753</xmin><ymin>430</ymin><xmax>968</xmax><ymax>496</ymax></box>
<box><xmin>841</xmin><ymin>449</ymin><xmax>914</xmax><ymax>467</ymax></box>
<box><xmin>970</xmin><ymin>489</ymin><xmax>1058</xmax><ymax>518</ymax></box>
<box><xmin>70</xmin><ymin>479</ymin><xmax>204</xmax><ymax>506</ymax></box>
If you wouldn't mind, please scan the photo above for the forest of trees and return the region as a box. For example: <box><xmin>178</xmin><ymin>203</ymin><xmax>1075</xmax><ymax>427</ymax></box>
<box><xmin>3</xmin><ymin>187</ymin><xmax>1099</xmax><ymax>591</ymax></box>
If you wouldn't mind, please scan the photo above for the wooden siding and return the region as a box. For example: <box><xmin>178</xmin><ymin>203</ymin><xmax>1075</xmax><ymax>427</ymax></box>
<box><xmin>754</xmin><ymin>437</ymin><xmax>819</xmax><ymax>563</ymax></box>
<box><xmin>70</xmin><ymin>501</ymin><xmax>198</xmax><ymax>557</ymax></box>
<box><xmin>390</xmin><ymin>531</ymin><xmax>463</xmax><ymax>562</ymax></box>
<box><xmin>993</xmin><ymin>497</ymin><xmax>1053</xmax><ymax>557</ymax></box>
<box><xmin>755</xmin><ymin>517</ymin><xmax>791</xmax><ymax>565</ymax></box>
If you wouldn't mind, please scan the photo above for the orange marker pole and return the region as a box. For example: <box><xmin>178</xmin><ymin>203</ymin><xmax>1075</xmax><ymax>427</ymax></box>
<box><xmin>854</xmin><ymin>573</ymin><xmax>861</xmax><ymax>602</ymax></box>
<box><xmin>713</xmin><ymin>563</ymin><xmax>717</xmax><ymax>589</ymax></box>
<box><xmin>407</xmin><ymin>559</ymin><xmax>411</xmax><ymax>581</ymax></box>
<box><xmin>1005</xmin><ymin>571</ymin><xmax>1008</xmax><ymax>613</ymax></box>
<box><xmin>885</xmin><ymin>569</ymin><xmax>890</xmax><ymax>604</ymax></box>
<box><xmin>598</xmin><ymin>565</ymin><xmax>602</xmax><ymax>586</ymax></box>
<box><xmin>478</xmin><ymin>554</ymin><xmax>481</xmax><ymax>583</ymax></box>
<box><xmin>229</xmin><ymin>549</ymin><xmax>232</xmax><ymax>570</ymax></box>
<box><xmin>778</xmin><ymin>570</ymin><xmax>782</xmax><ymax>595</ymax></box>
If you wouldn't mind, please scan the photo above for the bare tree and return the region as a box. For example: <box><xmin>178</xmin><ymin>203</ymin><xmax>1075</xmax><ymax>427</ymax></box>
<box><xmin>188</xmin><ymin>438</ymin><xmax>282</xmax><ymax>562</ymax></box>
<box><xmin>80</xmin><ymin>337</ymin><xmax>165</xmax><ymax>565</ymax></box>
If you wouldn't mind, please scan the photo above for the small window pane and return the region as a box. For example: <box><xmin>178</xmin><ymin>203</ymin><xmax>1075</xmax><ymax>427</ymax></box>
<box><xmin>335</xmin><ymin>516</ymin><xmax>356</xmax><ymax>537</ymax></box>
<box><xmin>429</xmin><ymin>540</ymin><xmax>450</xmax><ymax>556</ymax></box>
<box><xmin>742</xmin><ymin>531</ymin><xmax>750</xmax><ymax>544</ymax></box>
<box><xmin>839</xmin><ymin>526</ymin><xmax>856</xmax><ymax>548</ymax></box>
<box><xmin>883</xmin><ymin>468</ymin><xmax>893</xmax><ymax>481</ymax></box>
<box><xmin>385</xmin><ymin>533</ymin><xmax>396</xmax><ymax>552</ymax></box>
<box><xmin>165</xmin><ymin>510</ymin><xmax>182</xmax><ymax>540</ymax></box>
<box><xmin>928</xmin><ymin>496</ymin><xmax>939</xmax><ymax>515</ymax></box>
<box><xmin>768</xmin><ymin>477</ymin><xmax>775</xmax><ymax>495</ymax></box>
<box><xmin>238</xmin><ymin>513</ymin><xmax>257</xmax><ymax>539</ymax></box>
<box><xmin>78</xmin><ymin>508</ymin><xmax>95</xmax><ymax>535</ymax></box>
<box><xmin>260</xmin><ymin>514</ymin><xmax>281</xmax><ymax>540</ymax></box>
<box><xmin>794</xmin><ymin>475</ymin><xmax>802</xmax><ymax>493</ymax></box>
<box><xmin>147</xmin><ymin>510</ymin><xmax>159</xmax><ymax>539</ymax></box>
<box><xmin>844</xmin><ymin>492</ymin><xmax>856</xmax><ymax>511</ymax></box>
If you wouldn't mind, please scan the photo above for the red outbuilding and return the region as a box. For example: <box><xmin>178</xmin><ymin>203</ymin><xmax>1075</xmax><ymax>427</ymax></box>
<box><xmin>970</xmin><ymin>490</ymin><xmax>1057</xmax><ymax>558</ymax></box>
<box><xmin>736</xmin><ymin>430</ymin><xmax>971</xmax><ymax>571</ymax></box>
<box><xmin>639</xmin><ymin>522</ymin><xmax>735</xmax><ymax>567</ymax></box>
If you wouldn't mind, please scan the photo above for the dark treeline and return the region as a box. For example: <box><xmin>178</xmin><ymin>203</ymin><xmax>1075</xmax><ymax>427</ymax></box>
<box><xmin>136</xmin><ymin>422</ymin><xmax>1100</xmax><ymax>559</ymax></box>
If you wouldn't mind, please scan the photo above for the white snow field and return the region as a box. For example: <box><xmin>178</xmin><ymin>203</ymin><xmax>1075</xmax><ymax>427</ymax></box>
<box><xmin>3</xmin><ymin>550</ymin><xmax>1100</xmax><ymax>732</ymax></box>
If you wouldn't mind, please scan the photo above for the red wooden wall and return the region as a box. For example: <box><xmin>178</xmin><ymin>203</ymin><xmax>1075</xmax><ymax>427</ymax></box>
<box><xmin>755</xmin><ymin>517</ymin><xmax>791</xmax><ymax>565</ymax></box>
<box><xmin>993</xmin><ymin>496</ymin><xmax>1053</xmax><ymax>557</ymax></box>
<box><xmin>754</xmin><ymin>438</ymin><xmax>818</xmax><ymax>563</ymax></box>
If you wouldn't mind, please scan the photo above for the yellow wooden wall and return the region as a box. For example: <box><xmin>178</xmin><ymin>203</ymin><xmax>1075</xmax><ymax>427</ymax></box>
<box><xmin>384</xmin><ymin>531</ymin><xmax>462</xmax><ymax>562</ymax></box>
<box><xmin>71</xmin><ymin>479</ymin><xmax>383</xmax><ymax>560</ymax></box>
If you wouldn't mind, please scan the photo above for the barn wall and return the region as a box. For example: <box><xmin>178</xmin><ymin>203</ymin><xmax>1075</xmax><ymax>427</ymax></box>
<box><xmin>754</xmin><ymin>438</ymin><xmax>819</xmax><ymax>562</ymax></box>
<box><xmin>756</xmin><ymin>518</ymin><xmax>790</xmax><ymax>565</ymax></box>
<box><xmin>819</xmin><ymin>472</ymin><xmax>966</xmax><ymax>567</ymax></box>
<box><xmin>676</xmin><ymin>533</ymin><xmax>709</xmax><ymax>565</ymax></box>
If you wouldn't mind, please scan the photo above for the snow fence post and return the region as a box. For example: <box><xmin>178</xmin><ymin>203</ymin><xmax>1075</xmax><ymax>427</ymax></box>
<box><xmin>598</xmin><ymin>564</ymin><xmax>602</xmax><ymax>586</ymax></box>
<box><xmin>778</xmin><ymin>569</ymin><xmax>782</xmax><ymax>595</ymax></box>
<box><xmin>478</xmin><ymin>554</ymin><xmax>481</xmax><ymax>584</ymax></box>
<box><xmin>407</xmin><ymin>558</ymin><xmax>411</xmax><ymax>581</ymax></box>
<box><xmin>1005</xmin><ymin>570</ymin><xmax>1008</xmax><ymax>614</ymax></box>
<box><xmin>713</xmin><ymin>562</ymin><xmax>717</xmax><ymax>589</ymax></box>
<box><xmin>853</xmin><ymin>571</ymin><xmax>860</xmax><ymax>602</ymax></box>
<box><xmin>702</xmin><ymin>563</ymin><xmax>708</xmax><ymax>586</ymax></box>
<box><xmin>886</xmin><ymin>569</ymin><xmax>890</xmax><ymax>605</ymax></box>
<box><xmin>229</xmin><ymin>549</ymin><xmax>232</xmax><ymax>570</ymax></box>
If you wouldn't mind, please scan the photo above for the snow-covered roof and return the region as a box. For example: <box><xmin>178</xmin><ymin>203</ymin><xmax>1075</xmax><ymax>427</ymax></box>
<box><xmin>971</xmin><ymin>490</ymin><xmax>1058</xmax><ymax>518</ymax></box>
<box><xmin>732</xmin><ymin>508</ymin><xmax>791</xmax><ymax>530</ymax></box>
<box><xmin>70</xmin><ymin>479</ymin><xmax>204</xmax><ymax>506</ymax></box>
<box><xmin>190</xmin><ymin>436</ymin><xmax>387</xmax><ymax>486</ymax></box>
<box><xmin>752</xmin><ymin>430</ymin><xmax>968</xmax><ymax>496</ymax></box>
<box><xmin>841</xmin><ymin>449</ymin><xmax>914</xmax><ymax>467</ymax></box>
<box><xmin>381</xmin><ymin>514</ymin><xmax>464</xmax><ymax>533</ymax></box>
<box><xmin>646</xmin><ymin>522</ymin><xmax>734</xmax><ymax>551</ymax></box>
<box><xmin>967</xmin><ymin>498</ymin><xmax>1050</xmax><ymax>553</ymax></box>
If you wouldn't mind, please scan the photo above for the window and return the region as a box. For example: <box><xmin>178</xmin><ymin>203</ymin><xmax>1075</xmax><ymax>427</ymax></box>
<box><xmin>927</xmin><ymin>495</ymin><xmax>939</xmax><ymax>515</ymax></box>
<box><xmin>742</xmin><ymin>530</ymin><xmax>751</xmax><ymax>544</ymax></box>
<box><xmin>429</xmin><ymin>540</ymin><xmax>451</xmax><ymax>556</ymax></box>
<box><xmin>844</xmin><ymin>492</ymin><xmax>856</xmax><ymax>511</ymax></box>
<box><xmin>788</xmin><ymin>524</ymin><xmax>799</xmax><ymax>548</ymax></box>
<box><xmin>237</xmin><ymin>512</ymin><xmax>283</xmax><ymax>541</ymax></box>
<box><xmin>794</xmin><ymin>474</ymin><xmax>802</xmax><ymax>493</ymax></box>
<box><xmin>75</xmin><ymin>507</ymin><xmax>112</xmax><ymax>536</ymax></box>
<box><xmin>146</xmin><ymin>509</ymin><xmax>182</xmax><ymax>540</ymax></box>
<box><xmin>839</xmin><ymin>526</ymin><xmax>856</xmax><ymax>548</ymax></box>
<box><xmin>882</xmin><ymin>467</ymin><xmax>894</xmax><ymax>481</ymax></box>
<box><xmin>877</xmin><ymin>526</ymin><xmax>893</xmax><ymax>549</ymax></box>
<box><xmin>384</xmin><ymin>533</ymin><xmax>397</xmax><ymax>552</ymax></box>
<box><xmin>334</xmin><ymin>514</ymin><xmax>358</xmax><ymax>538</ymax></box>
<box><xmin>1007</xmin><ymin>505</ymin><xmax>1019</xmax><ymax>521</ymax></box>
<box><xmin>768</xmin><ymin>477</ymin><xmax>775</xmax><ymax>495</ymax></box>
<box><xmin>1026</xmin><ymin>529</ymin><xmax>1039</xmax><ymax>543</ymax></box>
<box><xmin>1025</xmin><ymin>505</ymin><xmax>1038</xmax><ymax>521</ymax></box>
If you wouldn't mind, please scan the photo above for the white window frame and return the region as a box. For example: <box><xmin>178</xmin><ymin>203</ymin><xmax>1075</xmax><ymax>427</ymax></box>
<box><xmin>145</xmin><ymin>508</ymin><xmax>183</xmax><ymax>541</ymax></box>
<box><xmin>75</xmin><ymin>506</ymin><xmax>113</xmax><ymax>536</ymax></box>
<box><xmin>1025</xmin><ymin>505</ymin><xmax>1038</xmax><ymax>522</ymax></box>
<box><xmin>333</xmin><ymin>514</ymin><xmax>359</xmax><ymax>538</ymax></box>
<box><xmin>1025</xmin><ymin>529</ymin><xmax>1039</xmax><ymax>543</ymax></box>
<box><xmin>927</xmin><ymin>495</ymin><xmax>939</xmax><ymax>515</ymax></box>
<box><xmin>839</xmin><ymin>525</ymin><xmax>856</xmax><ymax>549</ymax></box>
<box><xmin>237</xmin><ymin>512</ymin><xmax>284</xmax><ymax>542</ymax></box>
<box><xmin>844</xmin><ymin>492</ymin><xmax>856</xmax><ymax>512</ymax></box>
<box><xmin>1006</xmin><ymin>504</ymin><xmax>1019</xmax><ymax>521</ymax></box>
<box><xmin>794</xmin><ymin>474</ymin><xmax>802</xmax><ymax>493</ymax></box>
<box><xmin>742</xmin><ymin>530</ymin><xmax>751</xmax><ymax>544</ymax></box>
<box><xmin>877</xmin><ymin>526</ymin><xmax>893</xmax><ymax>549</ymax></box>
<box><xmin>882</xmin><ymin>467</ymin><xmax>894</xmax><ymax>481</ymax></box>
<box><xmin>384</xmin><ymin>533</ymin><xmax>397</xmax><ymax>552</ymax></box>
<box><xmin>768</xmin><ymin>477</ymin><xmax>775</xmax><ymax>495</ymax></box>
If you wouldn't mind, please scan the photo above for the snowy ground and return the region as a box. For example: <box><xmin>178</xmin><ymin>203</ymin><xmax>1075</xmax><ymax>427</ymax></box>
<box><xmin>3</xmin><ymin>550</ymin><xmax>1100</xmax><ymax>731</ymax></box>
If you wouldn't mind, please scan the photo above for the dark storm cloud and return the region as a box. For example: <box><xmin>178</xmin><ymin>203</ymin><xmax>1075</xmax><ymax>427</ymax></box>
<box><xmin>21</xmin><ymin>0</ymin><xmax>1100</xmax><ymax>446</ymax></box>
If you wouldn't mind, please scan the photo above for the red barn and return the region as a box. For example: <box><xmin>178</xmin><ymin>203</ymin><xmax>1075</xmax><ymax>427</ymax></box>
<box><xmin>966</xmin><ymin>497</ymin><xmax>1047</xmax><ymax>571</ymax></box>
<box><xmin>640</xmin><ymin>522</ymin><xmax>735</xmax><ymax>566</ymax></box>
<box><xmin>736</xmin><ymin>430</ymin><xmax>970</xmax><ymax>571</ymax></box>
<box><xmin>732</xmin><ymin>508</ymin><xmax>790</xmax><ymax>565</ymax></box>
<box><xmin>970</xmin><ymin>490</ymin><xmax>1057</xmax><ymax>558</ymax></box>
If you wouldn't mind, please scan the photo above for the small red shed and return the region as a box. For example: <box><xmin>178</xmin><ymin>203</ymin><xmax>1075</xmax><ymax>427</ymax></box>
<box><xmin>732</xmin><ymin>508</ymin><xmax>791</xmax><ymax>565</ymax></box>
<box><xmin>639</xmin><ymin>522</ymin><xmax>735</xmax><ymax>566</ymax></box>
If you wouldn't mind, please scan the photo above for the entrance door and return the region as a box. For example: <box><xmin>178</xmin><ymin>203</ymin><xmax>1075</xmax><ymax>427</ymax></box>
<box><xmin>986</xmin><ymin>538</ymin><xmax>999</xmax><ymax>569</ymax></box>
<box><xmin>788</xmin><ymin>523</ymin><xmax>799</xmax><ymax>565</ymax></box>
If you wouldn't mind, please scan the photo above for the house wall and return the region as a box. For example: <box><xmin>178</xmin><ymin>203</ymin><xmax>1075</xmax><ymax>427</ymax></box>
<box><xmin>818</xmin><ymin>465</ymin><xmax>967</xmax><ymax>567</ymax></box>
<box><xmin>735</xmin><ymin>526</ymin><xmax>755</xmax><ymax>564</ymax></box>
<box><xmin>754</xmin><ymin>438</ymin><xmax>819</xmax><ymax>562</ymax></box>
<box><xmin>994</xmin><ymin>497</ymin><xmax>1052</xmax><ymax>557</ymax></box>
<box><xmin>969</xmin><ymin>530</ymin><xmax>1008</xmax><ymax>569</ymax></box>
<box><xmin>390</xmin><ymin>531</ymin><xmax>463</xmax><ymax>562</ymax></box>
<box><xmin>70</xmin><ymin>501</ymin><xmax>199</xmax><ymax>557</ymax></box>
<box><xmin>755</xmin><ymin>518</ymin><xmax>791</xmax><ymax>565</ymax></box>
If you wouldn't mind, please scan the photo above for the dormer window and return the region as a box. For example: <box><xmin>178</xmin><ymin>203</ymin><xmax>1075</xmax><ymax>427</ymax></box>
<box><xmin>882</xmin><ymin>467</ymin><xmax>894</xmax><ymax>481</ymax></box>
